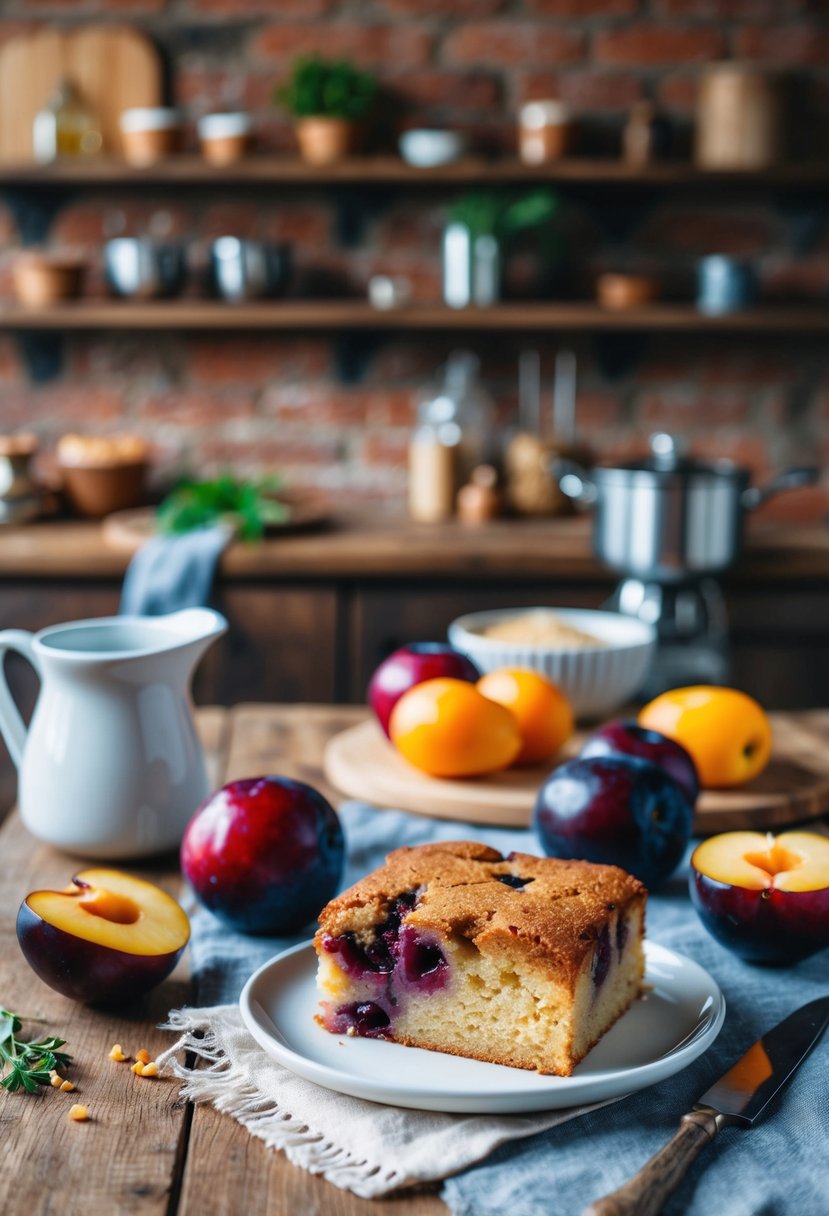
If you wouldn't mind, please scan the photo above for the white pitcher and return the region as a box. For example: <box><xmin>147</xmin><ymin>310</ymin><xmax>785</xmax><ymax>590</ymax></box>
<box><xmin>0</xmin><ymin>608</ymin><xmax>227</xmax><ymax>859</ymax></box>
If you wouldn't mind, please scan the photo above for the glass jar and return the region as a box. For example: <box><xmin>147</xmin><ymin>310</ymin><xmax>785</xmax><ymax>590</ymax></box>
<box><xmin>33</xmin><ymin>79</ymin><xmax>101</xmax><ymax>163</ymax></box>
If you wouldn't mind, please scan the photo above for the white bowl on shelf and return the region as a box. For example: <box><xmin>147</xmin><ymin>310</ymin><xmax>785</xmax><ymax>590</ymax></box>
<box><xmin>447</xmin><ymin>607</ymin><xmax>656</xmax><ymax>720</ymax></box>
<box><xmin>398</xmin><ymin>129</ymin><xmax>466</xmax><ymax>168</ymax></box>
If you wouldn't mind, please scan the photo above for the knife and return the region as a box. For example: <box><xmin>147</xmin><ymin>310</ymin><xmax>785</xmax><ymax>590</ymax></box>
<box><xmin>583</xmin><ymin>995</ymin><xmax>829</xmax><ymax>1216</ymax></box>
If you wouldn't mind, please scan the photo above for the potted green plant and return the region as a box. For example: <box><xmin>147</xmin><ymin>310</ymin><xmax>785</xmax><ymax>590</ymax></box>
<box><xmin>276</xmin><ymin>55</ymin><xmax>378</xmax><ymax>165</ymax></box>
<box><xmin>443</xmin><ymin>189</ymin><xmax>560</xmax><ymax>307</ymax></box>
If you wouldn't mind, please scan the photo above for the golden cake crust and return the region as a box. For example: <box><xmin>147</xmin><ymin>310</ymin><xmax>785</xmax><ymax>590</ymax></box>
<box><xmin>316</xmin><ymin>840</ymin><xmax>646</xmax><ymax>986</ymax></box>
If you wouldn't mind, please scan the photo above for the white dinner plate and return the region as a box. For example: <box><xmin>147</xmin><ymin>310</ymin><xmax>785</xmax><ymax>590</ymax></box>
<box><xmin>239</xmin><ymin>940</ymin><xmax>725</xmax><ymax>1114</ymax></box>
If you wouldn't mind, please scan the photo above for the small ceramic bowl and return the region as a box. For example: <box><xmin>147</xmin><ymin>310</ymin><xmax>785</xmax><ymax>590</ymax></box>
<box><xmin>448</xmin><ymin>607</ymin><xmax>656</xmax><ymax>720</ymax></box>
<box><xmin>597</xmin><ymin>272</ymin><xmax>660</xmax><ymax>311</ymax></box>
<box><xmin>399</xmin><ymin>129</ymin><xmax>466</xmax><ymax>168</ymax></box>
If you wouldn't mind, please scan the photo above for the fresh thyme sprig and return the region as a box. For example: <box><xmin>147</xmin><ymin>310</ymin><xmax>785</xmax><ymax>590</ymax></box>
<box><xmin>0</xmin><ymin>1008</ymin><xmax>72</xmax><ymax>1094</ymax></box>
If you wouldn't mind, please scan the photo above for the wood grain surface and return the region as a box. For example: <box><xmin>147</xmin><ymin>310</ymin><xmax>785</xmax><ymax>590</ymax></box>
<box><xmin>0</xmin><ymin>26</ymin><xmax>162</xmax><ymax>162</ymax></box>
<box><xmin>0</xmin><ymin>703</ymin><xmax>444</xmax><ymax>1216</ymax></box>
<box><xmin>325</xmin><ymin>711</ymin><xmax>829</xmax><ymax>835</ymax></box>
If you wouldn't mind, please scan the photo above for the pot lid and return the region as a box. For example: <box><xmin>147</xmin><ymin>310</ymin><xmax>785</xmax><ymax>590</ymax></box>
<box><xmin>595</xmin><ymin>433</ymin><xmax>748</xmax><ymax>481</ymax></box>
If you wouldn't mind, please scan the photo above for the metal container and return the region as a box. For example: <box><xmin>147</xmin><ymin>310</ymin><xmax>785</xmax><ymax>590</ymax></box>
<box><xmin>697</xmin><ymin>256</ymin><xmax>756</xmax><ymax>315</ymax></box>
<box><xmin>442</xmin><ymin>223</ymin><xmax>501</xmax><ymax>309</ymax></box>
<box><xmin>104</xmin><ymin>238</ymin><xmax>186</xmax><ymax>299</ymax></box>
<box><xmin>558</xmin><ymin>433</ymin><xmax>817</xmax><ymax>582</ymax></box>
<box><xmin>209</xmin><ymin>238</ymin><xmax>292</xmax><ymax>303</ymax></box>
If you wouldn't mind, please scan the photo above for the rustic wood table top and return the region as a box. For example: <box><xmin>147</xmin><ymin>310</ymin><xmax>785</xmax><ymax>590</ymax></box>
<box><xmin>1</xmin><ymin>703</ymin><xmax>446</xmax><ymax>1216</ymax></box>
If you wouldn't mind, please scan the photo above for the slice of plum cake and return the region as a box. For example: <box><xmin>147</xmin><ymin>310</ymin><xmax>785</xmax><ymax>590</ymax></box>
<box><xmin>314</xmin><ymin>840</ymin><xmax>646</xmax><ymax>1076</ymax></box>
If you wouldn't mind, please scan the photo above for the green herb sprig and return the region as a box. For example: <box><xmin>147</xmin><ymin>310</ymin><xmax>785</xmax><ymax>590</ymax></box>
<box><xmin>1</xmin><ymin>1008</ymin><xmax>72</xmax><ymax>1094</ymax></box>
<box><xmin>156</xmin><ymin>473</ymin><xmax>291</xmax><ymax>542</ymax></box>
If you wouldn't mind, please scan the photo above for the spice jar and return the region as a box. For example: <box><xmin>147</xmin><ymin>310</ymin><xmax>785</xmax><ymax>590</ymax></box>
<box><xmin>518</xmin><ymin>101</ymin><xmax>573</xmax><ymax>164</ymax></box>
<box><xmin>457</xmin><ymin>465</ymin><xmax>501</xmax><ymax>525</ymax></box>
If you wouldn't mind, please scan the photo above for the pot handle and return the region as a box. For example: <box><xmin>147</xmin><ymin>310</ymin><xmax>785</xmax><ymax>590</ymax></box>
<box><xmin>0</xmin><ymin>630</ymin><xmax>39</xmax><ymax>769</ymax></box>
<box><xmin>741</xmin><ymin>466</ymin><xmax>819</xmax><ymax>511</ymax></box>
<box><xmin>552</xmin><ymin>457</ymin><xmax>599</xmax><ymax>505</ymax></box>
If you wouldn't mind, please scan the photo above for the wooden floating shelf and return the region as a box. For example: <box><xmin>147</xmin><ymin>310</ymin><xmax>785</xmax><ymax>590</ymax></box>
<box><xmin>0</xmin><ymin>156</ymin><xmax>828</xmax><ymax>189</ymax></box>
<box><xmin>1</xmin><ymin>300</ymin><xmax>828</xmax><ymax>332</ymax></box>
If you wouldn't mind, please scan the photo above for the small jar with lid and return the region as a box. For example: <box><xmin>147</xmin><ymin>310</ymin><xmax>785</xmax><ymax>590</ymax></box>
<box><xmin>518</xmin><ymin>101</ymin><xmax>573</xmax><ymax>164</ymax></box>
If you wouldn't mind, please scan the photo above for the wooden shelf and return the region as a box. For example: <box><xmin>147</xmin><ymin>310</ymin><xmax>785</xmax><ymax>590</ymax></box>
<box><xmin>0</xmin><ymin>155</ymin><xmax>828</xmax><ymax>189</ymax></box>
<box><xmin>1</xmin><ymin>299</ymin><xmax>827</xmax><ymax>332</ymax></box>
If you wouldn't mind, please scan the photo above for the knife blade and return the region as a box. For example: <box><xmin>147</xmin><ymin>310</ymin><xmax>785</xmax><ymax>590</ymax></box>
<box><xmin>582</xmin><ymin>996</ymin><xmax>829</xmax><ymax>1216</ymax></box>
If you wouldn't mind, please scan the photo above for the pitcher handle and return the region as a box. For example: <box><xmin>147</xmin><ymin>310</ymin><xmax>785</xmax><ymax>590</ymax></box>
<box><xmin>0</xmin><ymin>630</ymin><xmax>39</xmax><ymax>769</ymax></box>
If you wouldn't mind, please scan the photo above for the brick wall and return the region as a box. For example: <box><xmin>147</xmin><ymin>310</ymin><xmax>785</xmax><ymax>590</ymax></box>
<box><xmin>1</xmin><ymin>0</ymin><xmax>828</xmax><ymax>518</ymax></box>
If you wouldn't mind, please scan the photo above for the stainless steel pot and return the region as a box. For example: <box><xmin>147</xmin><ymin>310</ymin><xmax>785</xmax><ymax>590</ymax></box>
<box><xmin>104</xmin><ymin>238</ymin><xmax>186</xmax><ymax>299</ymax></box>
<box><xmin>558</xmin><ymin>433</ymin><xmax>818</xmax><ymax>582</ymax></box>
<box><xmin>209</xmin><ymin>238</ymin><xmax>292</xmax><ymax>302</ymax></box>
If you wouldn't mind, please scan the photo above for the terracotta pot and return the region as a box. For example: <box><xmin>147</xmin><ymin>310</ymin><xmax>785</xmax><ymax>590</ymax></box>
<box><xmin>294</xmin><ymin>117</ymin><xmax>361</xmax><ymax>165</ymax></box>
<box><xmin>12</xmin><ymin>254</ymin><xmax>85</xmax><ymax>306</ymax></box>
<box><xmin>59</xmin><ymin>461</ymin><xmax>147</xmax><ymax>518</ymax></box>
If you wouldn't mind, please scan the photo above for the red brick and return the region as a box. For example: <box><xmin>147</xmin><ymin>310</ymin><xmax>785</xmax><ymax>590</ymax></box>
<box><xmin>698</xmin><ymin>353</ymin><xmax>789</xmax><ymax>387</ymax></box>
<box><xmin>394</xmin><ymin>71</ymin><xmax>502</xmax><ymax>113</ymax></box>
<box><xmin>444</xmin><ymin>22</ymin><xmax>585</xmax><ymax>66</ymax></box>
<box><xmin>637</xmin><ymin>389</ymin><xmax>753</xmax><ymax>429</ymax></box>
<box><xmin>359</xmin><ymin>431</ymin><xmax>409</xmax><ymax>467</ymax></box>
<box><xmin>263</xmin><ymin>203</ymin><xmax>331</xmax><ymax>247</ymax></box>
<box><xmin>175</xmin><ymin>68</ymin><xmax>276</xmax><ymax>114</ymax></box>
<box><xmin>193</xmin><ymin>0</ymin><xmax>331</xmax><ymax>13</ymax></box>
<box><xmin>0</xmin><ymin>386</ymin><xmax>123</xmax><ymax>430</ymax></box>
<box><xmin>654</xmin><ymin>0</ymin><xmax>775</xmax><ymax>13</ymax></box>
<box><xmin>526</xmin><ymin>0</ymin><xmax>639</xmax><ymax>14</ymax></box>
<box><xmin>377</xmin><ymin>0</ymin><xmax>504</xmax><ymax>12</ymax></box>
<box><xmin>50</xmin><ymin>204</ymin><xmax>108</xmax><ymax>247</ymax></box>
<box><xmin>261</xmin><ymin>385</ymin><xmax>368</xmax><ymax>426</ymax></box>
<box><xmin>198</xmin><ymin>202</ymin><xmax>261</xmax><ymax>241</ymax></box>
<box><xmin>761</xmin><ymin>258</ymin><xmax>829</xmax><ymax>300</ymax></box>
<box><xmin>520</xmin><ymin>69</ymin><xmax>642</xmax><ymax>110</ymax></box>
<box><xmin>196</xmin><ymin>434</ymin><xmax>342</xmax><ymax>472</ymax></box>
<box><xmin>594</xmin><ymin>23</ymin><xmax>725</xmax><ymax>65</ymax></box>
<box><xmin>136</xmin><ymin>390</ymin><xmax>257</xmax><ymax>426</ymax></box>
<box><xmin>254</xmin><ymin>23</ymin><xmax>434</xmax><ymax>68</ymax></box>
<box><xmin>21</xmin><ymin>0</ymin><xmax>165</xmax><ymax>9</ymax></box>
<box><xmin>689</xmin><ymin>434</ymin><xmax>770</xmax><ymax>475</ymax></box>
<box><xmin>186</xmin><ymin>336</ymin><xmax>329</xmax><ymax>385</ymax></box>
<box><xmin>640</xmin><ymin>206</ymin><xmax>776</xmax><ymax>255</ymax></box>
<box><xmin>735</xmin><ymin>24</ymin><xmax>829</xmax><ymax>63</ymax></box>
<box><xmin>655</xmin><ymin>72</ymin><xmax>699</xmax><ymax>111</ymax></box>
<box><xmin>0</xmin><ymin>337</ymin><xmax>23</xmax><ymax>385</ymax></box>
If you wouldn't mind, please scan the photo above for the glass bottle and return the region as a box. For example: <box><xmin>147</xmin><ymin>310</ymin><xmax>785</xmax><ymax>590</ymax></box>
<box><xmin>33</xmin><ymin>79</ymin><xmax>102</xmax><ymax>163</ymax></box>
<box><xmin>408</xmin><ymin>352</ymin><xmax>495</xmax><ymax>522</ymax></box>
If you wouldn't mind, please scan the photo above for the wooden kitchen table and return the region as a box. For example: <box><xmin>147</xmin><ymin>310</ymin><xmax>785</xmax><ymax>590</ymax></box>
<box><xmin>0</xmin><ymin>704</ymin><xmax>446</xmax><ymax>1216</ymax></box>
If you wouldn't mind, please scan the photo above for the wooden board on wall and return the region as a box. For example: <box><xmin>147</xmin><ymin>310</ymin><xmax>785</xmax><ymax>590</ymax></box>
<box><xmin>0</xmin><ymin>25</ymin><xmax>163</xmax><ymax>162</ymax></box>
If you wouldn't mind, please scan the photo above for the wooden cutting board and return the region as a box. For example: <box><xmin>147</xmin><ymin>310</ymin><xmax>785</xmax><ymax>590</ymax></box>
<box><xmin>324</xmin><ymin>710</ymin><xmax>829</xmax><ymax>835</ymax></box>
<box><xmin>0</xmin><ymin>25</ymin><xmax>162</xmax><ymax>162</ymax></box>
<box><xmin>101</xmin><ymin>492</ymin><xmax>331</xmax><ymax>553</ymax></box>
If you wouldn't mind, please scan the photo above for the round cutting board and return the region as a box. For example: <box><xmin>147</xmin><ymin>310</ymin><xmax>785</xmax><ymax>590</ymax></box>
<box><xmin>323</xmin><ymin>712</ymin><xmax>829</xmax><ymax>835</ymax></box>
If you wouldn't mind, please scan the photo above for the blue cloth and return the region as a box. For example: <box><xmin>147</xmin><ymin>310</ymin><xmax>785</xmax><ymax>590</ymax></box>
<box><xmin>188</xmin><ymin>802</ymin><xmax>829</xmax><ymax>1216</ymax></box>
<box><xmin>120</xmin><ymin>525</ymin><xmax>231</xmax><ymax>616</ymax></box>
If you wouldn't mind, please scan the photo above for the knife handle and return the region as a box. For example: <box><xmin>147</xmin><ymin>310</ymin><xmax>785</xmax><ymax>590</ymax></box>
<box><xmin>581</xmin><ymin>1108</ymin><xmax>723</xmax><ymax>1216</ymax></box>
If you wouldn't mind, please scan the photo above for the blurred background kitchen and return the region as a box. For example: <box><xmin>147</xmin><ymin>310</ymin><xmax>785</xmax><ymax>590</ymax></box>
<box><xmin>1</xmin><ymin>0</ymin><xmax>829</xmax><ymax>805</ymax></box>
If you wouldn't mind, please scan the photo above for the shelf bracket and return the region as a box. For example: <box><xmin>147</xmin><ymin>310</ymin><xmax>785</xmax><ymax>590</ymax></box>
<box><xmin>18</xmin><ymin>331</ymin><xmax>65</xmax><ymax>382</ymax></box>
<box><xmin>1</xmin><ymin>185</ymin><xmax>76</xmax><ymax>246</ymax></box>
<box><xmin>333</xmin><ymin>331</ymin><xmax>382</xmax><ymax>383</ymax></box>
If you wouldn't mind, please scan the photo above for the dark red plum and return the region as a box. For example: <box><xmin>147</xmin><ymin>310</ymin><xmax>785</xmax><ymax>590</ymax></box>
<box><xmin>368</xmin><ymin>643</ymin><xmax>480</xmax><ymax>736</ymax></box>
<box><xmin>580</xmin><ymin>720</ymin><xmax>700</xmax><ymax>803</ymax></box>
<box><xmin>533</xmin><ymin>755</ymin><xmax>693</xmax><ymax>889</ymax></box>
<box><xmin>181</xmin><ymin>776</ymin><xmax>344</xmax><ymax>935</ymax></box>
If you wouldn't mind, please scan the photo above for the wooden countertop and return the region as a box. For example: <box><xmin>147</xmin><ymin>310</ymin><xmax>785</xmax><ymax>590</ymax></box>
<box><xmin>1</xmin><ymin>514</ymin><xmax>829</xmax><ymax>582</ymax></box>
<box><xmin>0</xmin><ymin>703</ymin><xmax>444</xmax><ymax>1216</ymax></box>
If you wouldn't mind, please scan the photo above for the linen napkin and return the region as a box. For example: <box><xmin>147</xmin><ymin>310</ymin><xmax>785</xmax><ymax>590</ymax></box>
<box><xmin>120</xmin><ymin>524</ymin><xmax>232</xmax><ymax>615</ymax></box>
<box><xmin>162</xmin><ymin>802</ymin><xmax>829</xmax><ymax>1215</ymax></box>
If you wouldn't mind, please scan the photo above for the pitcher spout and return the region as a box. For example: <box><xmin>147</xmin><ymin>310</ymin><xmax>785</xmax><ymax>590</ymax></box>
<box><xmin>157</xmin><ymin>608</ymin><xmax>228</xmax><ymax>669</ymax></box>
